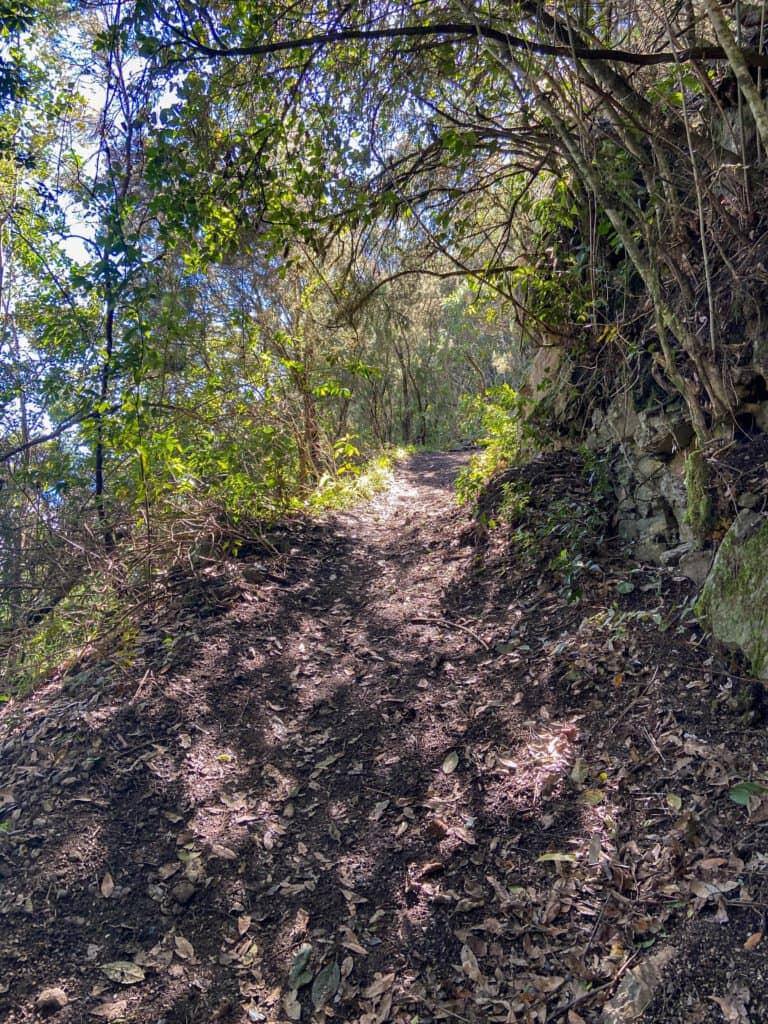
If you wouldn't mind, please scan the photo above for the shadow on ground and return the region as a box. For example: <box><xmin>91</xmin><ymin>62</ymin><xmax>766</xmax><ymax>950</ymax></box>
<box><xmin>1</xmin><ymin>451</ymin><xmax>767</xmax><ymax>1024</ymax></box>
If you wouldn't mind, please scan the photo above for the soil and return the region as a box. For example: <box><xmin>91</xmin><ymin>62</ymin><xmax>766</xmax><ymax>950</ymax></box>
<box><xmin>1</xmin><ymin>450</ymin><xmax>768</xmax><ymax>1024</ymax></box>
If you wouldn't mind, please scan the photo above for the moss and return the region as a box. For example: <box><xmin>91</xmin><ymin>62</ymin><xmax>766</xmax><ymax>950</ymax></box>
<box><xmin>697</xmin><ymin>517</ymin><xmax>768</xmax><ymax>678</ymax></box>
<box><xmin>684</xmin><ymin>449</ymin><xmax>712</xmax><ymax>546</ymax></box>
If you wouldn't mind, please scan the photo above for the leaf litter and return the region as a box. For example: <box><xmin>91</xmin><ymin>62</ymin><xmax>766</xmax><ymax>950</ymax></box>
<box><xmin>0</xmin><ymin>451</ymin><xmax>768</xmax><ymax>1022</ymax></box>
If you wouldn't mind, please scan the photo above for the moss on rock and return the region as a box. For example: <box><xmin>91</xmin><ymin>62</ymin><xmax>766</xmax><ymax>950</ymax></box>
<box><xmin>684</xmin><ymin>449</ymin><xmax>712</xmax><ymax>546</ymax></box>
<box><xmin>696</xmin><ymin>512</ymin><xmax>768</xmax><ymax>678</ymax></box>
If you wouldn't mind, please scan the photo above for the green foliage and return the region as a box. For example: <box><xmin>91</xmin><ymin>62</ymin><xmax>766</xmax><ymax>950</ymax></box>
<box><xmin>308</xmin><ymin>446</ymin><xmax>413</xmax><ymax>511</ymax></box>
<box><xmin>456</xmin><ymin>385</ymin><xmax>535</xmax><ymax>504</ymax></box>
<box><xmin>539</xmin><ymin>497</ymin><xmax>606</xmax><ymax>602</ymax></box>
<box><xmin>1</xmin><ymin>578</ymin><xmax>121</xmax><ymax>694</ymax></box>
<box><xmin>729</xmin><ymin>781</ymin><xmax>768</xmax><ymax>807</ymax></box>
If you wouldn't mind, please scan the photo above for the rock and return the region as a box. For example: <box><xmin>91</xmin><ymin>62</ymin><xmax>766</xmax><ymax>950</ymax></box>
<box><xmin>589</xmin><ymin>392</ymin><xmax>640</xmax><ymax>446</ymax></box>
<box><xmin>618</xmin><ymin>518</ymin><xmax>640</xmax><ymax>542</ymax></box>
<box><xmin>635</xmin><ymin>539</ymin><xmax>668</xmax><ymax>563</ymax></box>
<box><xmin>35</xmin><ymin>988</ymin><xmax>68</xmax><ymax>1013</ymax></box>
<box><xmin>737</xmin><ymin>491</ymin><xmax>761</xmax><ymax>509</ymax></box>
<box><xmin>636</xmin><ymin>408</ymin><xmax>694</xmax><ymax>455</ymax></box>
<box><xmin>660</xmin><ymin>460</ymin><xmax>688</xmax><ymax>531</ymax></box>
<box><xmin>697</xmin><ymin>512</ymin><xmax>768</xmax><ymax>677</ymax></box>
<box><xmin>171</xmin><ymin>879</ymin><xmax>197</xmax><ymax>905</ymax></box>
<box><xmin>679</xmin><ymin>550</ymin><xmax>713</xmax><ymax>587</ymax></box>
<box><xmin>660</xmin><ymin>542</ymin><xmax>694</xmax><ymax>566</ymax></box>
<box><xmin>636</xmin><ymin>513</ymin><xmax>670</xmax><ymax>542</ymax></box>
<box><xmin>636</xmin><ymin>455</ymin><xmax>664</xmax><ymax>479</ymax></box>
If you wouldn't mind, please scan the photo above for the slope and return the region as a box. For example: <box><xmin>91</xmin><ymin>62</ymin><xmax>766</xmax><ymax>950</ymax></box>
<box><xmin>0</xmin><ymin>451</ymin><xmax>767</xmax><ymax>1024</ymax></box>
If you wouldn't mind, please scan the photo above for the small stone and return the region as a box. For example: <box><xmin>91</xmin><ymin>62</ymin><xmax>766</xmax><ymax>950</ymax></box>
<box><xmin>35</xmin><ymin>987</ymin><xmax>68</xmax><ymax>1013</ymax></box>
<box><xmin>242</xmin><ymin>564</ymin><xmax>268</xmax><ymax>584</ymax></box>
<box><xmin>660</xmin><ymin>542</ymin><xmax>693</xmax><ymax>566</ymax></box>
<box><xmin>679</xmin><ymin>550</ymin><xmax>713</xmax><ymax>588</ymax></box>
<box><xmin>171</xmin><ymin>880</ymin><xmax>196</xmax><ymax>905</ymax></box>
<box><xmin>737</xmin><ymin>491</ymin><xmax>760</xmax><ymax>509</ymax></box>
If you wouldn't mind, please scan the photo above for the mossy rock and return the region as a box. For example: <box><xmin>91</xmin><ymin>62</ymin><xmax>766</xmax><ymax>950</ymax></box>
<box><xmin>696</xmin><ymin>512</ymin><xmax>768</xmax><ymax>678</ymax></box>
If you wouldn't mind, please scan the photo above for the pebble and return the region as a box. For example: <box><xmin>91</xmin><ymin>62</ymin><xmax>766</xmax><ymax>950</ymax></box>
<box><xmin>35</xmin><ymin>987</ymin><xmax>68</xmax><ymax>1013</ymax></box>
<box><xmin>171</xmin><ymin>879</ymin><xmax>196</xmax><ymax>905</ymax></box>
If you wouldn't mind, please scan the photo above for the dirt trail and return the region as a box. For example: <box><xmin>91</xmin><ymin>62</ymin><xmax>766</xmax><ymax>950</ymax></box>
<box><xmin>1</xmin><ymin>451</ymin><xmax>768</xmax><ymax>1023</ymax></box>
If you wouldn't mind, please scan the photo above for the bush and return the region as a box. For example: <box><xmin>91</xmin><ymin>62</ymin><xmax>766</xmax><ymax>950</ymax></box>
<box><xmin>456</xmin><ymin>385</ymin><xmax>537</xmax><ymax>504</ymax></box>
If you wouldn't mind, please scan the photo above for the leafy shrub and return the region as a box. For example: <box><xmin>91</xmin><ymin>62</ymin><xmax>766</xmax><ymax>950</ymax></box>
<box><xmin>456</xmin><ymin>385</ymin><xmax>536</xmax><ymax>503</ymax></box>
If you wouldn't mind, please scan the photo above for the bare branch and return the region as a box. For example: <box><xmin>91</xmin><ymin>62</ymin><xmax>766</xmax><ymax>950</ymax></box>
<box><xmin>166</xmin><ymin>19</ymin><xmax>768</xmax><ymax>70</ymax></box>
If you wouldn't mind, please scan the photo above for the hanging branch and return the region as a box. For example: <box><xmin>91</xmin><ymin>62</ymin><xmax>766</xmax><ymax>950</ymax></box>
<box><xmin>161</xmin><ymin>17</ymin><xmax>768</xmax><ymax>70</ymax></box>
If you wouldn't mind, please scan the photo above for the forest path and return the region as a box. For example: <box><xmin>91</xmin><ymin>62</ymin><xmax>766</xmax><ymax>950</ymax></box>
<box><xmin>1</xmin><ymin>451</ymin><xmax>766</xmax><ymax>1023</ymax></box>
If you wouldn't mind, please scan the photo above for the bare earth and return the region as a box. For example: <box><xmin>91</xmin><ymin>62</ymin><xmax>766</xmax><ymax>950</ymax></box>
<box><xmin>1</xmin><ymin>450</ymin><xmax>768</xmax><ymax>1024</ymax></box>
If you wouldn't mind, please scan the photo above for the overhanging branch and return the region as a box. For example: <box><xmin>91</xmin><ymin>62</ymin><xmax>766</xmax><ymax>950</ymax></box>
<box><xmin>167</xmin><ymin>20</ymin><xmax>768</xmax><ymax>70</ymax></box>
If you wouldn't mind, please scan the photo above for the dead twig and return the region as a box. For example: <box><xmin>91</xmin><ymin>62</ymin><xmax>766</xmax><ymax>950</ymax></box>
<box><xmin>409</xmin><ymin>615</ymin><xmax>490</xmax><ymax>650</ymax></box>
<box><xmin>548</xmin><ymin>952</ymin><xmax>640</xmax><ymax>1021</ymax></box>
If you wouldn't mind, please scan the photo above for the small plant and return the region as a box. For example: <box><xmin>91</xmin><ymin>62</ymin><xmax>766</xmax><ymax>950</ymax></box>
<box><xmin>307</xmin><ymin>446</ymin><xmax>412</xmax><ymax>511</ymax></box>
<box><xmin>456</xmin><ymin>385</ymin><xmax>537</xmax><ymax>504</ymax></box>
<box><xmin>497</xmin><ymin>481</ymin><xmax>531</xmax><ymax>526</ymax></box>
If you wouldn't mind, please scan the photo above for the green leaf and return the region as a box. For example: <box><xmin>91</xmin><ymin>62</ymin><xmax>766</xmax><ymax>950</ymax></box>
<box><xmin>728</xmin><ymin>782</ymin><xmax>768</xmax><ymax>806</ymax></box>
<box><xmin>288</xmin><ymin>943</ymin><xmax>313</xmax><ymax>989</ymax></box>
<box><xmin>311</xmin><ymin>960</ymin><xmax>340</xmax><ymax>1010</ymax></box>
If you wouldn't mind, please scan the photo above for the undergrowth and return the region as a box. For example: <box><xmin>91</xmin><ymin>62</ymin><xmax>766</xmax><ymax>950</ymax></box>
<box><xmin>455</xmin><ymin>385</ymin><xmax>537</xmax><ymax>503</ymax></box>
<box><xmin>307</xmin><ymin>445</ymin><xmax>414</xmax><ymax>511</ymax></box>
<box><xmin>0</xmin><ymin>579</ymin><xmax>124</xmax><ymax>697</ymax></box>
<box><xmin>0</xmin><ymin>445</ymin><xmax>413</xmax><ymax>698</ymax></box>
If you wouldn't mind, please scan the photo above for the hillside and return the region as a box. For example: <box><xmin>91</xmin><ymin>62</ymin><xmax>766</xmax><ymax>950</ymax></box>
<box><xmin>1</xmin><ymin>451</ymin><xmax>767</xmax><ymax>1024</ymax></box>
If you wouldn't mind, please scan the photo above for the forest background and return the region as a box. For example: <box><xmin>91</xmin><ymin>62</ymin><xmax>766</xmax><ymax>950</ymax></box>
<box><xmin>3</xmin><ymin>0</ymin><xmax>768</xmax><ymax>683</ymax></box>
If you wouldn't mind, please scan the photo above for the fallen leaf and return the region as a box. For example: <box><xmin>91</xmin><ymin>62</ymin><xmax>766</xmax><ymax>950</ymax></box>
<box><xmin>370</xmin><ymin>799</ymin><xmax>389</xmax><ymax>821</ymax></box>
<box><xmin>460</xmin><ymin>944</ymin><xmax>482</xmax><ymax>982</ymax></box>
<box><xmin>415</xmin><ymin>860</ymin><xmax>444</xmax><ymax>879</ymax></box>
<box><xmin>537</xmin><ymin>852</ymin><xmax>577</xmax><ymax>864</ymax></box>
<box><xmin>698</xmin><ymin>857</ymin><xmax>728</xmax><ymax>870</ymax></box>
<box><xmin>581</xmin><ymin>788</ymin><xmax>604</xmax><ymax>806</ymax></box>
<box><xmin>728</xmin><ymin>782</ymin><xmax>768</xmax><ymax>807</ymax></box>
<box><xmin>210</xmin><ymin>843</ymin><xmax>237</xmax><ymax>860</ymax></box>
<box><xmin>100</xmin><ymin>872</ymin><xmax>114</xmax><ymax>899</ymax></box>
<box><xmin>363</xmin><ymin>973</ymin><xmax>396</xmax><ymax>999</ymax></box>
<box><xmin>157</xmin><ymin>862</ymin><xmax>181</xmax><ymax>881</ymax></box>
<box><xmin>744</xmin><ymin>932</ymin><xmax>763</xmax><ymax>951</ymax></box>
<box><xmin>282</xmin><ymin>991</ymin><xmax>301</xmax><ymax>1021</ymax></box>
<box><xmin>311</xmin><ymin>960</ymin><xmax>340</xmax><ymax>1009</ymax></box>
<box><xmin>237</xmin><ymin>915</ymin><xmax>252</xmax><ymax>936</ymax></box>
<box><xmin>174</xmin><ymin>934</ymin><xmax>195</xmax><ymax>961</ymax></box>
<box><xmin>441</xmin><ymin>750</ymin><xmax>459</xmax><ymax>774</ymax></box>
<box><xmin>709</xmin><ymin>988</ymin><xmax>751</xmax><ymax>1022</ymax></box>
<box><xmin>588</xmin><ymin>833</ymin><xmax>602</xmax><ymax>865</ymax></box>
<box><xmin>690</xmin><ymin>879</ymin><xmax>740</xmax><ymax>899</ymax></box>
<box><xmin>530</xmin><ymin>974</ymin><xmax>564</xmax><ymax>993</ymax></box>
<box><xmin>601</xmin><ymin>947</ymin><xmax>677</xmax><ymax>1023</ymax></box>
<box><xmin>100</xmin><ymin>961</ymin><xmax>145</xmax><ymax>985</ymax></box>
<box><xmin>288</xmin><ymin>943</ymin><xmax>313</xmax><ymax>989</ymax></box>
<box><xmin>90</xmin><ymin>1000</ymin><xmax>128</xmax><ymax>1020</ymax></box>
<box><xmin>339</xmin><ymin>926</ymin><xmax>367</xmax><ymax>955</ymax></box>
